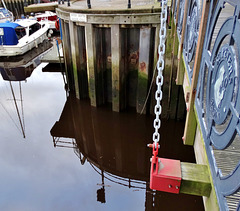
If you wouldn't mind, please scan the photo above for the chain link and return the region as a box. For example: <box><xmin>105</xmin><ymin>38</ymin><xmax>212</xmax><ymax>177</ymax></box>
<box><xmin>152</xmin><ymin>0</ymin><xmax>167</xmax><ymax>149</ymax></box>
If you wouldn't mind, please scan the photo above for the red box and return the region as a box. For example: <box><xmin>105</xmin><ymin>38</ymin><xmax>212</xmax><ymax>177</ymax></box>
<box><xmin>150</xmin><ymin>157</ymin><xmax>181</xmax><ymax>194</ymax></box>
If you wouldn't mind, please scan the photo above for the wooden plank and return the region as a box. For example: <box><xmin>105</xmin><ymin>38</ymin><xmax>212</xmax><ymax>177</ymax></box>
<box><xmin>111</xmin><ymin>24</ymin><xmax>121</xmax><ymax>112</ymax></box>
<box><xmin>150</xmin><ymin>24</ymin><xmax>160</xmax><ymax>115</ymax></box>
<box><xmin>137</xmin><ymin>26</ymin><xmax>151</xmax><ymax>114</ymax></box>
<box><xmin>76</xmin><ymin>26</ymin><xmax>89</xmax><ymax>99</ymax></box>
<box><xmin>180</xmin><ymin>162</ymin><xmax>211</xmax><ymax>197</ymax></box>
<box><xmin>183</xmin><ymin>0</ymin><xmax>210</xmax><ymax>145</ymax></box>
<box><xmin>127</xmin><ymin>28</ymin><xmax>139</xmax><ymax>108</ymax></box>
<box><xmin>194</xmin><ymin>124</ymin><xmax>220</xmax><ymax>210</ymax></box>
<box><xmin>85</xmin><ymin>24</ymin><xmax>97</xmax><ymax>106</ymax></box>
<box><xmin>69</xmin><ymin>20</ymin><xmax>80</xmax><ymax>99</ymax></box>
<box><xmin>95</xmin><ymin>28</ymin><xmax>105</xmax><ymax>106</ymax></box>
<box><xmin>61</xmin><ymin>21</ymin><xmax>74</xmax><ymax>91</ymax></box>
<box><xmin>173</xmin><ymin>0</ymin><xmax>181</xmax><ymax>85</ymax></box>
<box><xmin>176</xmin><ymin>0</ymin><xmax>189</xmax><ymax>86</ymax></box>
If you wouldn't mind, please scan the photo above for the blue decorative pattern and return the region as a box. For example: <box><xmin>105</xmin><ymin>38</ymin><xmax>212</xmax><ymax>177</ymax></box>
<box><xmin>195</xmin><ymin>0</ymin><xmax>240</xmax><ymax>210</ymax></box>
<box><xmin>183</xmin><ymin>0</ymin><xmax>202</xmax><ymax>84</ymax></box>
<box><xmin>176</xmin><ymin>0</ymin><xmax>185</xmax><ymax>40</ymax></box>
<box><xmin>173</xmin><ymin>0</ymin><xmax>178</xmax><ymax>23</ymax></box>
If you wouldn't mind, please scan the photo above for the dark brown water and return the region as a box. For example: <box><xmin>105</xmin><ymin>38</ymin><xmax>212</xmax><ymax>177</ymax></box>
<box><xmin>0</xmin><ymin>47</ymin><xmax>204</xmax><ymax>210</ymax></box>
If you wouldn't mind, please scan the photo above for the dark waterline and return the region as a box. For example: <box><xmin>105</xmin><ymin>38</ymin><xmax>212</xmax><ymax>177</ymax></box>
<box><xmin>0</xmin><ymin>49</ymin><xmax>204</xmax><ymax>210</ymax></box>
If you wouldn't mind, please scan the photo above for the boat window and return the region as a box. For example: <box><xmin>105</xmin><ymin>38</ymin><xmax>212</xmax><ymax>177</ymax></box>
<box><xmin>15</xmin><ymin>27</ymin><xmax>26</xmax><ymax>40</ymax></box>
<box><xmin>29</xmin><ymin>23</ymin><xmax>41</xmax><ymax>35</ymax></box>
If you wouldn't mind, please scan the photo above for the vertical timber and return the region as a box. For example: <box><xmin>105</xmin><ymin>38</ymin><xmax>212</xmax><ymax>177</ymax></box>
<box><xmin>111</xmin><ymin>24</ymin><xmax>121</xmax><ymax>112</ymax></box>
<box><xmin>183</xmin><ymin>0</ymin><xmax>210</xmax><ymax>145</ymax></box>
<box><xmin>69</xmin><ymin>20</ymin><xmax>80</xmax><ymax>99</ymax></box>
<box><xmin>173</xmin><ymin>0</ymin><xmax>182</xmax><ymax>85</ymax></box>
<box><xmin>176</xmin><ymin>0</ymin><xmax>189</xmax><ymax>85</ymax></box>
<box><xmin>137</xmin><ymin>26</ymin><xmax>151</xmax><ymax>114</ymax></box>
<box><xmin>85</xmin><ymin>23</ymin><xmax>97</xmax><ymax>107</ymax></box>
<box><xmin>61</xmin><ymin>21</ymin><xmax>72</xmax><ymax>91</ymax></box>
<box><xmin>150</xmin><ymin>24</ymin><xmax>160</xmax><ymax>115</ymax></box>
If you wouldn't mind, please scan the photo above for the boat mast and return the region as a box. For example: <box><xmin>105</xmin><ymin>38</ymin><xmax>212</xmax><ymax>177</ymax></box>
<box><xmin>19</xmin><ymin>81</ymin><xmax>25</xmax><ymax>134</ymax></box>
<box><xmin>1</xmin><ymin>0</ymin><xmax>7</xmax><ymax>10</ymax></box>
<box><xmin>9</xmin><ymin>81</ymin><xmax>26</xmax><ymax>138</ymax></box>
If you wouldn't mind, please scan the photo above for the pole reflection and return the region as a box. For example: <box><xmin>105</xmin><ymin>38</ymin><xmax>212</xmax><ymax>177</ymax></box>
<box><xmin>50</xmin><ymin>94</ymin><xmax>204</xmax><ymax>210</ymax></box>
<box><xmin>0</xmin><ymin>40</ymin><xmax>52</xmax><ymax>138</ymax></box>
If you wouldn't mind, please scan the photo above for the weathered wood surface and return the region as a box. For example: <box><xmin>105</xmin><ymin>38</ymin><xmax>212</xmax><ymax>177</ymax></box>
<box><xmin>69</xmin><ymin>20</ymin><xmax>80</xmax><ymax>99</ymax></box>
<box><xmin>182</xmin><ymin>0</ymin><xmax>210</xmax><ymax>145</ymax></box>
<box><xmin>85</xmin><ymin>24</ymin><xmax>97</xmax><ymax>106</ymax></box>
<box><xmin>111</xmin><ymin>24</ymin><xmax>121</xmax><ymax>112</ymax></box>
<box><xmin>176</xmin><ymin>0</ymin><xmax>189</xmax><ymax>84</ymax></box>
<box><xmin>137</xmin><ymin>26</ymin><xmax>151</xmax><ymax>114</ymax></box>
<box><xmin>180</xmin><ymin>162</ymin><xmax>211</xmax><ymax>197</ymax></box>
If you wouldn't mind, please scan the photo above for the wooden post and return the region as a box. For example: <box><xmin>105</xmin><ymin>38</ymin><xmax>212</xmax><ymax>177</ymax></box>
<box><xmin>76</xmin><ymin>26</ymin><xmax>89</xmax><ymax>99</ymax></box>
<box><xmin>176</xmin><ymin>0</ymin><xmax>189</xmax><ymax>85</ymax></box>
<box><xmin>69</xmin><ymin>20</ymin><xmax>80</xmax><ymax>99</ymax></box>
<box><xmin>137</xmin><ymin>26</ymin><xmax>151</xmax><ymax>114</ymax></box>
<box><xmin>172</xmin><ymin>0</ymin><xmax>182</xmax><ymax>85</ymax></box>
<box><xmin>180</xmin><ymin>162</ymin><xmax>211</xmax><ymax>197</ymax></box>
<box><xmin>111</xmin><ymin>24</ymin><xmax>121</xmax><ymax>112</ymax></box>
<box><xmin>85</xmin><ymin>23</ymin><xmax>97</xmax><ymax>107</ymax></box>
<box><xmin>183</xmin><ymin>0</ymin><xmax>210</xmax><ymax>145</ymax></box>
<box><xmin>150</xmin><ymin>24</ymin><xmax>160</xmax><ymax>115</ymax></box>
<box><xmin>61</xmin><ymin>21</ymin><xmax>72</xmax><ymax>91</ymax></box>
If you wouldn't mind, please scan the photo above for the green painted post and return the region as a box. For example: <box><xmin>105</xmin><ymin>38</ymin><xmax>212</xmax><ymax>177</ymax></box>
<box><xmin>137</xmin><ymin>26</ymin><xmax>151</xmax><ymax>114</ymax></box>
<box><xmin>69</xmin><ymin>20</ymin><xmax>80</xmax><ymax>99</ymax></box>
<box><xmin>111</xmin><ymin>24</ymin><xmax>121</xmax><ymax>112</ymax></box>
<box><xmin>85</xmin><ymin>24</ymin><xmax>97</xmax><ymax>107</ymax></box>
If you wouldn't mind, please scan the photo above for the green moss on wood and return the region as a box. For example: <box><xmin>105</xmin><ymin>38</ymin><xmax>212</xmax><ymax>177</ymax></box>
<box><xmin>180</xmin><ymin>162</ymin><xmax>212</xmax><ymax>197</ymax></box>
<box><xmin>88</xmin><ymin>77</ymin><xmax>96</xmax><ymax>106</ymax></box>
<box><xmin>137</xmin><ymin>71</ymin><xmax>148</xmax><ymax>108</ymax></box>
<box><xmin>72</xmin><ymin>62</ymin><xmax>80</xmax><ymax>99</ymax></box>
<box><xmin>176</xmin><ymin>54</ymin><xmax>185</xmax><ymax>85</ymax></box>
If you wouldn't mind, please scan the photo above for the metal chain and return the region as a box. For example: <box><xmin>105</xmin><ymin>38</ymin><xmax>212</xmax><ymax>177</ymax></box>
<box><xmin>152</xmin><ymin>0</ymin><xmax>167</xmax><ymax>149</ymax></box>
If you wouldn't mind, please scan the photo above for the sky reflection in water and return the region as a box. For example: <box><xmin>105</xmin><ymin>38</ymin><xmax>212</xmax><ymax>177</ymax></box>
<box><xmin>0</xmin><ymin>59</ymin><xmax>204</xmax><ymax>210</ymax></box>
<box><xmin>0</xmin><ymin>64</ymin><xmax>145</xmax><ymax>211</ymax></box>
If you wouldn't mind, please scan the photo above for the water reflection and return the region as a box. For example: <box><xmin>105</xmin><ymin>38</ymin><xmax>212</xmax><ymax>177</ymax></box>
<box><xmin>0</xmin><ymin>40</ymin><xmax>52</xmax><ymax>81</ymax></box>
<box><xmin>0</xmin><ymin>42</ymin><xmax>204</xmax><ymax>210</ymax></box>
<box><xmin>51</xmin><ymin>94</ymin><xmax>204</xmax><ymax>210</ymax></box>
<box><xmin>0</xmin><ymin>41</ymin><xmax>52</xmax><ymax>138</ymax></box>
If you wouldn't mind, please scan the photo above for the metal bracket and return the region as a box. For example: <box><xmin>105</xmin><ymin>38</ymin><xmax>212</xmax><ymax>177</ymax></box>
<box><xmin>150</xmin><ymin>157</ymin><xmax>182</xmax><ymax>194</ymax></box>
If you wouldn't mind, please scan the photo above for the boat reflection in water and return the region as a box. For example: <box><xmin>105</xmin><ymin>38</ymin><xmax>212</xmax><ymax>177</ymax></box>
<box><xmin>0</xmin><ymin>40</ymin><xmax>52</xmax><ymax>138</ymax></box>
<box><xmin>0</xmin><ymin>40</ymin><xmax>52</xmax><ymax>81</ymax></box>
<box><xmin>51</xmin><ymin>94</ymin><xmax>204</xmax><ymax>210</ymax></box>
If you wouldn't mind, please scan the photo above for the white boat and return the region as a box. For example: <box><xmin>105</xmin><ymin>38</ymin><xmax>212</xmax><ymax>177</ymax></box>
<box><xmin>34</xmin><ymin>11</ymin><xmax>58</xmax><ymax>30</ymax></box>
<box><xmin>0</xmin><ymin>7</ymin><xmax>13</xmax><ymax>23</ymax></box>
<box><xmin>0</xmin><ymin>19</ymin><xmax>50</xmax><ymax>56</ymax></box>
<box><xmin>0</xmin><ymin>0</ymin><xmax>14</xmax><ymax>23</ymax></box>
